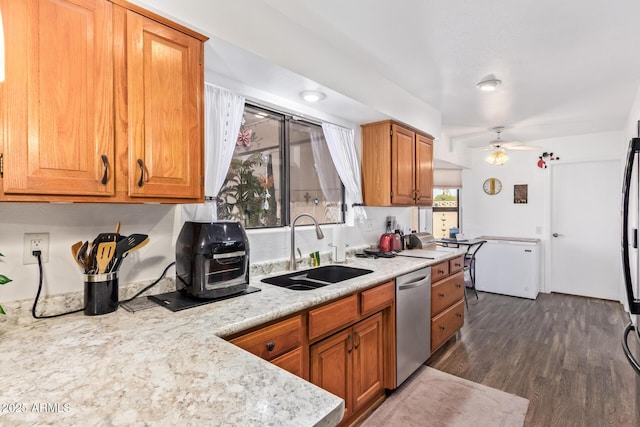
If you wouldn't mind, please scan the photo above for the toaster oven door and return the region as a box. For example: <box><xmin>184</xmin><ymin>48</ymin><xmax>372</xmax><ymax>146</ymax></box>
<box><xmin>198</xmin><ymin>250</ymin><xmax>248</xmax><ymax>291</ymax></box>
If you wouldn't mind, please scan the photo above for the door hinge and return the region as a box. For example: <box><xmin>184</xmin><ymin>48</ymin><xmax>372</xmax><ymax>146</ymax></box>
<box><xmin>0</xmin><ymin>153</ymin><xmax>3</xmax><ymax>178</ymax></box>
<box><xmin>390</xmin><ymin>191</ymin><xmax>394</xmax><ymax>198</ymax></box>
<box><xmin>390</xmin><ymin>129</ymin><xmax>393</xmax><ymax>136</ymax></box>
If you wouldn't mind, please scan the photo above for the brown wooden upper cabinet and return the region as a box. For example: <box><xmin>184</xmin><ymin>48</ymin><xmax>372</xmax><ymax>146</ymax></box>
<box><xmin>0</xmin><ymin>0</ymin><xmax>207</xmax><ymax>203</ymax></box>
<box><xmin>361</xmin><ymin>120</ymin><xmax>433</xmax><ymax>206</ymax></box>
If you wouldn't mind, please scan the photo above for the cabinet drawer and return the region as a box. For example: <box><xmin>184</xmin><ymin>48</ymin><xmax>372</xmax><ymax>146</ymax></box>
<box><xmin>271</xmin><ymin>347</ymin><xmax>305</xmax><ymax>379</ymax></box>
<box><xmin>431</xmin><ymin>271</ymin><xmax>464</xmax><ymax>316</ymax></box>
<box><xmin>431</xmin><ymin>261</ymin><xmax>450</xmax><ymax>282</ymax></box>
<box><xmin>449</xmin><ymin>256</ymin><xmax>464</xmax><ymax>274</ymax></box>
<box><xmin>361</xmin><ymin>281</ymin><xmax>395</xmax><ymax>317</ymax></box>
<box><xmin>230</xmin><ymin>315</ymin><xmax>303</xmax><ymax>361</ymax></box>
<box><xmin>431</xmin><ymin>299</ymin><xmax>465</xmax><ymax>351</ymax></box>
<box><xmin>309</xmin><ymin>295</ymin><xmax>359</xmax><ymax>342</ymax></box>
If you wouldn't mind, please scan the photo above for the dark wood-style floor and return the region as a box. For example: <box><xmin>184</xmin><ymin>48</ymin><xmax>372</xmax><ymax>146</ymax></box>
<box><xmin>427</xmin><ymin>290</ymin><xmax>640</xmax><ymax>426</ymax></box>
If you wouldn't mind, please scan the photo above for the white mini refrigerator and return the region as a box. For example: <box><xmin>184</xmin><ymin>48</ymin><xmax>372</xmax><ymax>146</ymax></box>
<box><xmin>474</xmin><ymin>238</ymin><xmax>541</xmax><ymax>300</ymax></box>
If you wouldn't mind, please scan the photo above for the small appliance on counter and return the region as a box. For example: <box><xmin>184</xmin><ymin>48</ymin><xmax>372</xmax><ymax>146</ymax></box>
<box><xmin>407</xmin><ymin>232</ymin><xmax>436</xmax><ymax>249</ymax></box>
<box><xmin>379</xmin><ymin>217</ymin><xmax>402</xmax><ymax>252</ymax></box>
<box><xmin>176</xmin><ymin>221</ymin><xmax>250</xmax><ymax>299</ymax></box>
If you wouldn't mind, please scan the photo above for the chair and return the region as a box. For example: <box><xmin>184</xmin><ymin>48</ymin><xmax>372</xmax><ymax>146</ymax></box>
<box><xmin>463</xmin><ymin>241</ymin><xmax>485</xmax><ymax>305</ymax></box>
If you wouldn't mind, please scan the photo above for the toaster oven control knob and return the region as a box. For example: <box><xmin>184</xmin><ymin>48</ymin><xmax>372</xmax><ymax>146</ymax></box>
<box><xmin>266</xmin><ymin>341</ymin><xmax>276</xmax><ymax>352</ymax></box>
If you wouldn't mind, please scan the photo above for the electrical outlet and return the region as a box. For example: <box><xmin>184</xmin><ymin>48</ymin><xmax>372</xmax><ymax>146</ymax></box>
<box><xmin>23</xmin><ymin>233</ymin><xmax>50</xmax><ymax>265</ymax></box>
<box><xmin>364</xmin><ymin>219</ymin><xmax>374</xmax><ymax>232</ymax></box>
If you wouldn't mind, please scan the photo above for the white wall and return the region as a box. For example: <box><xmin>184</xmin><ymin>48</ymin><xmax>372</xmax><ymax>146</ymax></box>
<box><xmin>462</xmin><ymin>130</ymin><xmax>626</xmax><ymax>239</ymax></box>
<box><xmin>0</xmin><ymin>204</ymin><xmax>181</xmax><ymax>303</ymax></box>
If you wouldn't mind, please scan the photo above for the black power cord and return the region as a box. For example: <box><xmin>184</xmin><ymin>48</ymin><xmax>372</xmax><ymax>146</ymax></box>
<box><xmin>119</xmin><ymin>261</ymin><xmax>175</xmax><ymax>305</ymax></box>
<box><xmin>31</xmin><ymin>250</ymin><xmax>176</xmax><ymax>319</ymax></box>
<box><xmin>32</xmin><ymin>251</ymin><xmax>84</xmax><ymax>319</ymax></box>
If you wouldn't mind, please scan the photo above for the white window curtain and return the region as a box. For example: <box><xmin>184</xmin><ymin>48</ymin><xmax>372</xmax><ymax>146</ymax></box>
<box><xmin>309</xmin><ymin>127</ymin><xmax>334</xmax><ymax>202</ymax></box>
<box><xmin>321</xmin><ymin>123</ymin><xmax>367</xmax><ymax>221</ymax></box>
<box><xmin>182</xmin><ymin>84</ymin><xmax>245</xmax><ymax>222</ymax></box>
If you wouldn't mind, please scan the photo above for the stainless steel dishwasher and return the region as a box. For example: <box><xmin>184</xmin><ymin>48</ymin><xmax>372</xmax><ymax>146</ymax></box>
<box><xmin>396</xmin><ymin>266</ymin><xmax>431</xmax><ymax>387</ymax></box>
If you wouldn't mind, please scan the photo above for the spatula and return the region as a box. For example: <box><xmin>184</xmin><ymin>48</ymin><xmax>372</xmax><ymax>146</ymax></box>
<box><xmin>96</xmin><ymin>241</ymin><xmax>117</xmax><ymax>274</ymax></box>
<box><xmin>109</xmin><ymin>234</ymin><xmax>149</xmax><ymax>272</ymax></box>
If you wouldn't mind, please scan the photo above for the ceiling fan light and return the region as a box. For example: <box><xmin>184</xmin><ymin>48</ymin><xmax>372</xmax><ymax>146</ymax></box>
<box><xmin>485</xmin><ymin>149</ymin><xmax>509</xmax><ymax>165</ymax></box>
<box><xmin>476</xmin><ymin>78</ymin><xmax>502</xmax><ymax>92</ymax></box>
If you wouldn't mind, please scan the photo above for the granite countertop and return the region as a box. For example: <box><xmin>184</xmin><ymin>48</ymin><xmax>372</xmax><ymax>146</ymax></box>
<box><xmin>0</xmin><ymin>249</ymin><xmax>465</xmax><ymax>426</ymax></box>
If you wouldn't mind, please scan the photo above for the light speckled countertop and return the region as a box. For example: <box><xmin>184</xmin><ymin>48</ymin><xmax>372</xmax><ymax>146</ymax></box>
<box><xmin>0</xmin><ymin>248</ymin><xmax>464</xmax><ymax>426</ymax></box>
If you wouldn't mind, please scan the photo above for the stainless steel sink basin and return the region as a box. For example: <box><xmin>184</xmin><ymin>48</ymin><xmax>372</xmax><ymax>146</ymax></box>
<box><xmin>261</xmin><ymin>265</ymin><xmax>373</xmax><ymax>291</ymax></box>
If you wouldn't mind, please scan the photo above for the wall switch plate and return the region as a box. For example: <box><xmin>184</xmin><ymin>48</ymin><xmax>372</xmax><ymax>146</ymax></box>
<box><xmin>23</xmin><ymin>233</ymin><xmax>49</xmax><ymax>264</ymax></box>
<box><xmin>535</xmin><ymin>226</ymin><xmax>542</xmax><ymax>235</ymax></box>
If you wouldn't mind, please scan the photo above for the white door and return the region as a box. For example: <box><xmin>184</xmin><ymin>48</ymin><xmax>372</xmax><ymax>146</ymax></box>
<box><xmin>549</xmin><ymin>160</ymin><xmax>621</xmax><ymax>300</ymax></box>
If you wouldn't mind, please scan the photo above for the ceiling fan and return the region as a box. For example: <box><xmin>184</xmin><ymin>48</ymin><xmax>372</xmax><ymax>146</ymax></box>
<box><xmin>476</xmin><ymin>127</ymin><xmax>540</xmax><ymax>165</ymax></box>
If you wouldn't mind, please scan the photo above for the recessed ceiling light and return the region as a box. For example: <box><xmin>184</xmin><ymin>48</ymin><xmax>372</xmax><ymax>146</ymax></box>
<box><xmin>476</xmin><ymin>78</ymin><xmax>502</xmax><ymax>92</ymax></box>
<box><xmin>300</xmin><ymin>90</ymin><xmax>326</xmax><ymax>103</ymax></box>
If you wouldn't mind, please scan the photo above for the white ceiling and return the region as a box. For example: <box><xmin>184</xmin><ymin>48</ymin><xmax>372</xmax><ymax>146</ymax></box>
<box><xmin>140</xmin><ymin>0</ymin><xmax>640</xmax><ymax>150</ymax></box>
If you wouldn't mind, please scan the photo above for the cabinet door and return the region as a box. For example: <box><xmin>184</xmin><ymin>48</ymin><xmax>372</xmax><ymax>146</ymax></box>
<box><xmin>2</xmin><ymin>0</ymin><xmax>114</xmax><ymax>196</ymax></box>
<box><xmin>271</xmin><ymin>347</ymin><xmax>306</xmax><ymax>379</ymax></box>
<box><xmin>391</xmin><ymin>124</ymin><xmax>416</xmax><ymax>205</ymax></box>
<box><xmin>310</xmin><ymin>328</ymin><xmax>353</xmax><ymax>421</ymax></box>
<box><xmin>125</xmin><ymin>11</ymin><xmax>202</xmax><ymax>199</ymax></box>
<box><xmin>352</xmin><ymin>313</ymin><xmax>384</xmax><ymax>413</ymax></box>
<box><xmin>415</xmin><ymin>134</ymin><xmax>433</xmax><ymax>206</ymax></box>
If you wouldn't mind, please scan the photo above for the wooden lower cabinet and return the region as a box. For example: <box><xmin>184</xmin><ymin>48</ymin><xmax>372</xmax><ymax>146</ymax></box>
<box><xmin>310</xmin><ymin>313</ymin><xmax>384</xmax><ymax>423</ymax></box>
<box><xmin>271</xmin><ymin>347</ymin><xmax>305</xmax><ymax>378</ymax></box>
<box><xmin>431</xmin><ymin>299</ymin><xmax>465</xmax><ymax>351</ymax></box>
<box><xmin>230</xmin><ymin>315</ymin><xmax>308</xmax><ymax>380</ymax></box>
<box><xmin>430</xmin><ymin>256</ymin><xmax>466</xmax><ymax>352</ymax></box>
<box><xmin>228</xmin><ymin>280</ymin><xmax>395</xmax><ymax>426</ymax></box>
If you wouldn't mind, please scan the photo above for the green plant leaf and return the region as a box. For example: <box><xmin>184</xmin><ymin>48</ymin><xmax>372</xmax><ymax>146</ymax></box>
<box><xmin>0</xmin><ymin>252</ymin><xmax>4</xmax><ymax>257</ymax></box>
<box><xmin>0</xmin><ymin>275</ymin><xmax>12</xmax><ymax>285</ymax></box>
<box><xmin>0</xmin><ymin>304</ymin><xmax>5</xmax><ymax>315</ymax></box>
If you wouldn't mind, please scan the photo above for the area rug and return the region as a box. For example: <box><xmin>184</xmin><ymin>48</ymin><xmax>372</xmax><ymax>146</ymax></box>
<box><xmin>361</xmin><ymin>366</ymin><xmax>529</xmax><ymax>427</ymax></box>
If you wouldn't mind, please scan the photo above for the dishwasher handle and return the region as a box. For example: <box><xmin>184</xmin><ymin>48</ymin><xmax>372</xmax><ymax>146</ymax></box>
<box><xmin>398</xmin><ymin>276</ymin><xmax>430</xmax><ymax>290</ymax></box>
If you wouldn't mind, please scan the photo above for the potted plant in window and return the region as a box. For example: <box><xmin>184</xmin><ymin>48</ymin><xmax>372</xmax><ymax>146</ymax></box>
<box><xmin>218</xmin><ymin>153</ymin><xmax>272</xmax><ymax>228</ymax></box>
<box><xmin>0</xmin><ymin>252</ymin><xmax>12</xmax><ymax>315</ymax></box>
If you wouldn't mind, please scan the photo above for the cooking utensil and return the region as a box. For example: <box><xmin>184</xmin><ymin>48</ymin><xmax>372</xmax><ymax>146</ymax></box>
<box><xmin>71</xmin><ymin>241</ymin><xmax>84</xmax><ymax>270</ymax></box>
<box><xmin>109</xmin><ymin>234</ymin><xmax>149</xmax><ymax>272</ymax></box>
<box><xmin>96</xmin><ymin>241</ymin><xmax>117</xmax><ymax>274</ymax></box>
<box><xmin>77</xmin><ymin>241</ymin><xmax>89</xmax><ymax>272</ymax></box>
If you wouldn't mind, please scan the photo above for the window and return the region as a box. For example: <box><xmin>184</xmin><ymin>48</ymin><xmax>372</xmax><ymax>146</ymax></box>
<box><xmin>217</xmin><ymin>104</ymin><xmax>344</xmax><ymax>228</ymax></box>
<box><xmin>432</xmin><ymin>189</ymin><xmax>459</xmax><ymax>239</ymax></box>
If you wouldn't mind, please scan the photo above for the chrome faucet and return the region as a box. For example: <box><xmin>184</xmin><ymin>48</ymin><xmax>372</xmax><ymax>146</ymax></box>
<box><xmin>290</xmin><ymin>214</ymin><xmax>325</xmax><ymax>270</ymax></box>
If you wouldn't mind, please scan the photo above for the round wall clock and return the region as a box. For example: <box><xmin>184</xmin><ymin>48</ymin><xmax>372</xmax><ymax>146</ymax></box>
<box><xmin>483</xmin><ymin>178</ymin><xmax>502</xmax><ymax>195</ymax></box>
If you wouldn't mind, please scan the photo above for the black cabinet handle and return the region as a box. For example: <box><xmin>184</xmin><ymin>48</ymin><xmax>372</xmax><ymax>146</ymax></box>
<box><xmin>137</xmin><ymin>159</ymin><xmax>144</xmax><ymax>187</ymax></box>
<box><xmin>439</xmin><ymin>292</ymin><xmax>446</xmax><ymax>298</ymax></box>
<box><xmin>347</xmin><ymin>335</ymin><xmax>353</xmax><ymax>353</ymax></box>
<box><xmin>100</xmin><ymin>154</ymin><xmax>108</xmax><ymax>185</ymax></box>
<box><xmin>354</xmin><ymin>332</ymin><xmax>361</xmax><ymax>350</ymax></box>
<box><xmin>439</xmin><ymin>325</ymin><xmax>445</xmax><ymax>331</ymax></box>
<box><xmin>266</xmin><ymin>341</ymin><xmax>275</xmax><ymax>352</ymax></box>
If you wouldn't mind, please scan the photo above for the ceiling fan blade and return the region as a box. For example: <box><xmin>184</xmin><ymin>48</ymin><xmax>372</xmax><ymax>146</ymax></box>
<box><xmin>501</xmin><ymin>141</ymin><xmax>524</xmax><ymax>147</ymax></box>
<box><xmin>505</xmin><ymin>145</ymin><xmax>541</xmax><ymax>151</ymax></box>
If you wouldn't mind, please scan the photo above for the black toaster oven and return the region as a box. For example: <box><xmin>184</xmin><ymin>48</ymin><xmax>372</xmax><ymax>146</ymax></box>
<box><xmin>176</xmin><ymin>221</ymin><xmax>250</xmax><ymax>299</ymax></box>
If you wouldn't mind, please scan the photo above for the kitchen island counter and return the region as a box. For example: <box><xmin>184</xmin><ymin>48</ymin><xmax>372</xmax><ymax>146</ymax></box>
<box><xmin>0</xmin><ymin>250</ymin><xmax>465</xmax><ymax>426</ymax></box>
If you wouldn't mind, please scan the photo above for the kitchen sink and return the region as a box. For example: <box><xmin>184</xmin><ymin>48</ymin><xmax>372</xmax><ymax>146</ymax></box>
<box><xmin>261</xmin><ymin>265</ymin><xmax>373</xmax><ymax>291</ymax></box>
